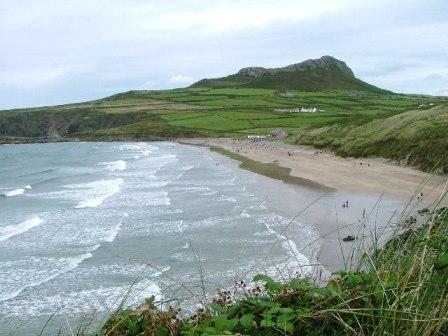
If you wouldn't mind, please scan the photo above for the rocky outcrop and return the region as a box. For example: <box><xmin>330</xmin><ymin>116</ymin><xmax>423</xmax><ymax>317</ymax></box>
<box><xmin>236</xmin><ymin>56</ymin><xmax>354</xmax><ymax>78</ymax></box>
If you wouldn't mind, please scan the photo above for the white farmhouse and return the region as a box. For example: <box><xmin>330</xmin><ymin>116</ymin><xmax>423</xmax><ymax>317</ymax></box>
<box><xmin>300</xmin><ymin>107</ymin><xmax>318</xmax><ymax>112</ymax></box>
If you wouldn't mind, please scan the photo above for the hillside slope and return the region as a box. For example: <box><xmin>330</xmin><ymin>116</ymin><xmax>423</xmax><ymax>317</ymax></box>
<box><xmin>191</xmin><ymin>56</ymin><xmax>387</xmax><ymax>93</ymax></box>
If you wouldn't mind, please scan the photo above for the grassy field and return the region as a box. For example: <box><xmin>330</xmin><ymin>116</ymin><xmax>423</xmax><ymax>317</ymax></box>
<box><xmin>1</xmin><ymin>87</ymin><xmax>447</xmax><ymax>171</ymax></box>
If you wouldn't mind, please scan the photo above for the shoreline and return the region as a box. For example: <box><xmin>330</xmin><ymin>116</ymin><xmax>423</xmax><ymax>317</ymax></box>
<box><xmin>179</xmin><ymin>138</ymin><xmax>447</xmax><ymax>204</ymax></box>
<box><xmin>4</xmin><ymin>137</ymin><xmax>447</xmax><ymax>200</ymax></box>
<box><xmin>180</xmin><ymin>138</ymin><xmax>447</xmax><ymax>272</ymax></box>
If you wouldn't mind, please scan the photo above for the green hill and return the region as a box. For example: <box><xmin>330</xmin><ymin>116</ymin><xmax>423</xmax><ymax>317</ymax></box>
<box><xmin>1</xmin><ymin>58</ymin><xmax>447</xmax><ymax>172</ymax></box>
<box><xmin>191</xmin><ymin>56</ymin><xmax>387</xmax><ymax>93</ymax></box>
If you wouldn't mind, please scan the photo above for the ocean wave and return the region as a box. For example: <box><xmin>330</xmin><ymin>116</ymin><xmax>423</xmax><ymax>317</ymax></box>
<box><xmin>99</xmin><ymin>160</ymin><xmax>127</xmax><ymax>172</ymax></box>
<box><xmin>28</xmin><ymin>178</ymin><xmax>124</xmax><ymax>208</ymax></box>
<box><xmin>169</xmin><ymin>185</ymin><xmax>217</xmax><ymax>196</ymax></box>
<box><xmin>218</xmin><ymin>195</ymin><xmax>237</xmax><ymax>203</ymax></box>
<box><xmin>66</xmin><ymin>178</ymin><xmax>123</xmax><ymax>209</ymax></box>
<box><xmin>240</xmin><ymin>210</ymin><xmax>251</xmax><ymax>218</ymax></box>
<box><xmin>0</xmin><ymin>169</ymin><xmax>54</xmax><ymax>182</ymax></box>
<box><xmin>261</xmin><ymin>215</ymin><xmax>313</xmax><ymax>276</ymax></box>
<box><xmin>0</xmin><ymin>216</ymin><xmax>44</xmax><ymax>242</ymax></box>
<box><xmin>170</xmin><ymin>252</ymin><xmax>195</xmax><ymax>263</ymax></box>
<box><xmin>0</xmin><ymin>277</ymin><xmax>162</xmax><ymax>316</ymax></box>
<box><xmin>150</xmin><ymin>266</ymin><xmax>171</xmax><ymax>278</ymax></box>
<box><xmin>150</xmin><ymin>154</ymin><xmax>177</xmax><ymax>163</ymax></box>
<box><xmin>103</xmin><ymin>223</ymin><xmax>122</xmax><ymax>243</ymax></box>
<box><xmin>180</xmin><ymin>165</ymin><xmax>194</xmax><ymax>171</ymax></box>
<box><xmin>2</xmin><ymin>185</ymin><xmax>32</xmax><ymax>197</ymax></box>
<box><xmin>121</xmin><ymin>190</ymin><xmax>171</xmax><ymax>207</ymax></box>
<box><xmin>176</xmin><ymin>220</ymin><xmax>184</xmax><ymax>234</ymax></box>
<box><xmin>0</xmin><ymin>251</ymin><xmax>94</xmax><ymax>302</ymax></box>
<box><xmin>119</xmin><ymin>143</ymin><xmax>157</xmax><ymax>157</ymax></box>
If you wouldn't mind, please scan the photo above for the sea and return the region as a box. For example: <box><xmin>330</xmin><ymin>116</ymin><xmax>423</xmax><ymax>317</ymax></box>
<box><xmin>0</xmin><ymin>142</ymin><xmax>403</xmax><ymax>334</ymax></box>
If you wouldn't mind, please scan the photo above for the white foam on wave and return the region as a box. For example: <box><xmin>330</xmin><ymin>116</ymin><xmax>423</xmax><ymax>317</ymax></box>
<box><xmin>254</xmin><ymin>230</ymin><xmax>272</xmax><ymax>237</ymax></box>
<box><xmin>31</xmin><ymin>178</ymin><xmax>124</xmax><ymax>208</ymax></box>
<box><xmin>99</xmin><ymin>160</ymin><xmax>127</xmax><ymax>172</ymax></box>
<box><xmin>176</xmin><ymin>220</ymin><xmax>184</xmax><ymax>234</ymax></box>
<box><xmin>0</xmin><ymin>277</ymin><xmax>162</xmax><ymax>316</ymax></box>
<box><xmin>4</xmin><ymin>188</ymin><xmax>25</xmax><ymax>196</ymax></box>
<box><xmin>103</xmin><ymin>223</ymin><xmax>122</xmax><ymax>243</ymax></box>
<box><xmin>143</xmin><ymin>179</ymin><xmax>173</xmax><ymax>188</ymax></box>
<box><xmin>240</xmin><ymin>210</ymin><xmax>251</xmax><ymax>218</ymax></box>
<box><xmin>71</xmin><ymin>178</ymin><xmax>124</xmax><ymax>209</ymax></box>
<box><xmin>261</xmin><ymin>215</ymin><xmax>313</xmax><ymax>276</ymax></box>
<box><xmin>218</xmin><ymin>195</ymin><xmax>237</xmax><ymax>203</ymax></box>
<box><xmin>2</xmin><ymin>184</ymin><xmax>32</xmax><ymax>197</ymax></box>
<box><xmin>170</xmin><ymin>185</ymin><xmax>217</xmax><ymax>196</ymax></box>
<box><xmin>138</xmin><ymin>190</ymin><xmax>171</xmax><ymax>206</ymax></box>
<box><xmin>0</xmin><ymin>251</ymin><xmax>94</xmax><ymax>302</ymax></box>
<box><xmin>0</xmin><ymin>216</ymin><xmax>44</xmax><ymax>242</ymax></box>
<box><xmin>119</xmin><ymin>144</ymin><xmax>144</xmax><ymax>152</ymax></box>
<box><xmin>170</xmin><ymin>252</ymin><xmax>195</xmax><ymax>263</ymax></box>
<box><xmin>150</xmin><ymin>266</ymin><xmax>171</xmax><ymax>278</ymax></box>
<box><xmin>120</xmin><ymin>143</ymin><xmax>156</xmax><ymax>157</ymax></box>
<box><xmin>180</xmin><ymin>165</ymin><xmax>194</xmax><ymax>171</ymax></box>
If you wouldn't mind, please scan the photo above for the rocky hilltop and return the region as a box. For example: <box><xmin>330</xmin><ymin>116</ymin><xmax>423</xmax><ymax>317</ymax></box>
<box><xmin>237</xmin><ymin>56</ymin><xmax>354</xmax><ymax>77</ymax></box>
<box><xmin>191</xmin><ymin>55</ymin><xmax>385</xmax><ymax>92</ymax></box>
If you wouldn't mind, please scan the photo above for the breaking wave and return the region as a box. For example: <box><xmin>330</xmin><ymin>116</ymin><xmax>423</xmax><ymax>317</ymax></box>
<box><xmin>99</xmin><ymin>160</ymin><xmax>127</xmax><ymax>172</ymax></box>
<box><xmin>0</xmin><ymin>216</ymin><xmax>44</xmax><ymax>242</ymax></box>
<box><xmin>2</xmin><ymin>185</ymin><xmax>32</xmax><ymax>197</ymax></box>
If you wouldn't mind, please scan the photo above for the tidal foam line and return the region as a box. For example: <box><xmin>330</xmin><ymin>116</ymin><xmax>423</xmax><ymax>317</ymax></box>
<box><xmin>0</xmin><ymin>216</ymin><xmax>44</xmax><ymax>242</ymax></box>
<box><xmin>2</xmin><ymin>185</ymin><xmax>31</xmax><ymax>197</ymax></box>
<box><xmin>99</xmin><ymin>160</ymin><xmax>127</xmax><ymax>172</ymax></box>
<box><xmin>73</xmin><ymin>178</ymin><xmax>124</xmax><ymax>209</ymax></box>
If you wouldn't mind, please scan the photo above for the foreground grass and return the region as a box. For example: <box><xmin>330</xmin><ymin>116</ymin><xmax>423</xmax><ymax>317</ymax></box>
<box><xmin>98</xmin><ymin>202</ymin><xmax>448</xmax><ymax>336</ymax></box>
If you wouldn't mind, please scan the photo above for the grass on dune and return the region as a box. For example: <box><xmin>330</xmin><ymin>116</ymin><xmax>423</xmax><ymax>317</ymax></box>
<box><xmin>288</xmin><ymin>104</ymin><xmax>448</xmax><ymax>173</ymax></box>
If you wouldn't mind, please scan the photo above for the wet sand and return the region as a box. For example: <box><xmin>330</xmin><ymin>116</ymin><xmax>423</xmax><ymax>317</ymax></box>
<box><xmin>210</xmin><ymin>146</ymin><xmax>334</xmax><ymax>192</ymax></box>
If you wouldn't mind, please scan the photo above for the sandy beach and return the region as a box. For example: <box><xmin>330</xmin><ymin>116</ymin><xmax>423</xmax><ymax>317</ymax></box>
<box><xmin>179</xmin><ymin>138</ymin><xmax>448</xmax><ymax>272</ymax></box>
<box><xmin>181</xmin><ymin>138</ymin><xmax>447</xmax><ymax>203</ymax></box>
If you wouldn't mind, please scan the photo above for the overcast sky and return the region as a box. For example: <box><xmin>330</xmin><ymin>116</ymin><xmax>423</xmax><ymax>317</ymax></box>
<box><xmin>0</xmin><ymin>0</ymin><xmax>447</xmax><ymax>109</ymax></box>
